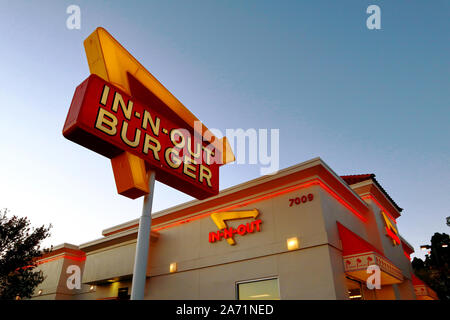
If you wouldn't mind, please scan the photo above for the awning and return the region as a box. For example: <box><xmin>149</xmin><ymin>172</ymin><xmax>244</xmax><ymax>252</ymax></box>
<box><xmin>337</xmin><ymin>222</ymin><xmax>403</xmax><ymax>284</ymax></box>
<box><xmin>412</xmin><ymin>274</ymin><xmax>439</xmax><ymax>300</ymax></box>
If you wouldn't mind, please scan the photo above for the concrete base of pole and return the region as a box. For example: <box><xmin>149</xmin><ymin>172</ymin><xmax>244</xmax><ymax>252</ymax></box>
<box><xmin>130</xmin><ymin>170</ymin><xmax>156</xmax><ymax>300</ymax></box>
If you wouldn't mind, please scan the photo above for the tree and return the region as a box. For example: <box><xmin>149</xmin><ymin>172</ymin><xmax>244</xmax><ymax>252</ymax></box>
<box><xmin>412</xmin><ymin>232</ymin><xmax>450</xmax><ymax>300</ymax></box>
<box><xmin>0</xmin><ymin>208</ymin><xmax>52</xmax><ymax>300</ymax></box>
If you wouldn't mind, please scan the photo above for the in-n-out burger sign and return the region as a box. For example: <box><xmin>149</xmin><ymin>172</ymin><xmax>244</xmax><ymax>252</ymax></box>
<box><xmin>64</xmin><ymin>75</ymin><xmax>220</xmax><ymax>199</ymax></box>
<box><xmin>209</xmin><ymin>210</ymin><xmax>261</xmax><ymax>245</ymax></box>
<box><xmin>64</xmin><ymin>27</ymin><xmax>236</xmax><ymax>301</ymax></box>
<box><xmin>63</xmin><ymin>27</ymin><xmax>234</xmax><ymax>200</ymax></box>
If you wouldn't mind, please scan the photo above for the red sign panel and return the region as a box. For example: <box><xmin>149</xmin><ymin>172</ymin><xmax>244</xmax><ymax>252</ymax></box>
<box><xmin>63</xmin><ymin>74</ymin><xmax>220</xmax><ymax>199</ymax></box>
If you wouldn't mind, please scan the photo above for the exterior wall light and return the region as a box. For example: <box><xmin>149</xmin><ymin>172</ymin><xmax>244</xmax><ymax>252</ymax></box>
<box><xmin>170</xmin><ymin>262</ymin><xmax>177</xmax><ymax>273</ymax></box>
<box><xmin>38</xmin><ymin>289</ymin><xmax>43</xmax><ymax>296</ymax></box>
<box><xmin>90</xmin><ymin>285</ymin><xmax>96</xmax><ymax>291</ymax></box>
<box><xmin>287</xmin><ymin>237</ymin><xmax>299</xmax><ymax>251</ymax></box>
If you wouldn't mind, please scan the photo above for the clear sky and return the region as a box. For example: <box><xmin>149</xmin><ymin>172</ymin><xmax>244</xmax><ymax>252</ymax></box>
<box><xmin>0</xmin><ymin>1</ymin><xmax>448</xmax><ymax>261</ymax></box>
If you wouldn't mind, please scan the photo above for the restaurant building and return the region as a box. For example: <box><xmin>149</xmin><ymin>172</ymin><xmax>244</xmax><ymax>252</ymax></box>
<box><xmin>31</xmin><ymin>157</ymin><xmax>437</xmax><ymax>300</ymax></box>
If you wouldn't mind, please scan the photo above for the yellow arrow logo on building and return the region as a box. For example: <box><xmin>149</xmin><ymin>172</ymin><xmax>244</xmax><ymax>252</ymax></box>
<box><xmin>210</xmin><ymin>209</ymin><xmax>260</xmax><ymax>245</ymax></box>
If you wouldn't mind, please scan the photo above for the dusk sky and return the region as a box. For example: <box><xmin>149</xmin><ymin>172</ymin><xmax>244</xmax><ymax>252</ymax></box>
<box><xmin>0</xmin><ymin>1</ymin><xmax>449</xmax><ymax>261</ymax></box>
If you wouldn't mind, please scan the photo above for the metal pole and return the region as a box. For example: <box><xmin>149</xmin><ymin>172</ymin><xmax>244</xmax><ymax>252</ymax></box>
<box><xmin>131</xmin><ymin>170</ymin><xmax>156</xmax><ymax>300</ymax></box>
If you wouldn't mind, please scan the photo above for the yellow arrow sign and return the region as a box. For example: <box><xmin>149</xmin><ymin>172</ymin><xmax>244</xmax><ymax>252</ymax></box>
<box><xmin>210</xmin><ymin>209</ymin><xmax>259</xmax><ymax>245</ymax></box>
<box><xmin>380</xmin><ymin>211</ymin><xmax>400</xmax><ymax>246</ymax></box>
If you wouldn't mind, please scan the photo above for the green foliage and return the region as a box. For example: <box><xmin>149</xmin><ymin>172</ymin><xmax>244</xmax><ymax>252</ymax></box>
<box><xmin>412</xmin><ymin>232</ymin><xmax>450</xmax><ymax>300</ymax></box>
<box><xmin>0</xmin><ymin>208</ymin><xmax>52</xmax><ymax>300</ymax></box>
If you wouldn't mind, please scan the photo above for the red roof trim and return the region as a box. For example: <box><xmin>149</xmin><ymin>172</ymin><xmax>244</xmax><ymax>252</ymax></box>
<box><xmin>39</xmin><ymin>247</ymin><xmax>85</xmax><ymax>260</ymax></box>
<box><xmin>340</xmin><ymin>174</ymin><xmax>403</xmax><ymax>213</ymax></box>
<box><xmin>104</xmin><ymin>163</ymin><xmax>371</xmax><ymax>237</ymax></box>
<box><xmin>401</xmin><ymin>239</ymin><xmax>415</xmax><ymax>255</ymax></box>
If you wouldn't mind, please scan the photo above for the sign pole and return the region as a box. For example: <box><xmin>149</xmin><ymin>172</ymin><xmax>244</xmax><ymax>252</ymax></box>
<box><xmin>130</xmin><ymin>170</ymin><xmax>156</xmax><ymax>300</ymax></box>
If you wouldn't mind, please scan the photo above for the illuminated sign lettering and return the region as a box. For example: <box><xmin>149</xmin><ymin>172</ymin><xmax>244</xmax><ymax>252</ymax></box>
<box><xmin>63</xmin><ymin>74</ymin><xmax>220</xmax><ymax>199</ymax></box>
<box><xmin>66</xmin><ymin>27</ymin><xmax>235</xmax><ymax>200</ymax></box>
<box><xmin>209</xmin><ymin>210</ymin><xmax>261</xmax><ymax>245</ymax></box>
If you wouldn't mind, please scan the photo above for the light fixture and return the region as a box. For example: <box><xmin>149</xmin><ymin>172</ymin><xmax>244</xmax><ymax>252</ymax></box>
<box><xmin>38</xmin><ymin>289</ymin><xmax>42</xmax><ymax>296</ymax></box>
<box><xmin>170</xmin><ymin>262</ymin><xmax>177</xmax><ymax>273</ymax></box>
<box><xmin>286</xmin><ymin>237</ymin><xmax>299</xmax><ymax>251</ymax></box>
<box><xmin>249</xmin><ymin>294</ymin><xmax>270</xmax><ymax>298</ymax></box>
<box><xmin>90</xmin><ymin>285</ymin><xmax>95</xmax><ymax>291</ymax></box>
<box><xmin>442</xmin><ymin>244</ymin><xmax>448</xmax><ymax>248</ymax></box>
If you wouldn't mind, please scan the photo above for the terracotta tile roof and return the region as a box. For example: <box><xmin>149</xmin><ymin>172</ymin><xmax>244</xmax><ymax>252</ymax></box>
<box><xmin>340</xmin><ymin>174</ymin><xmax>403</xmax><ymax>213</ymax></box>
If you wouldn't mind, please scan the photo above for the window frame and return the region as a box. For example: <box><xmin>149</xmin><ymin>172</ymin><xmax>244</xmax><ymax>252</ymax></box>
<box><xmin>345</xmin><ymin>276</ymin><xmax>365</xmax><ymax>300</ymax></box>
<box><xmin>235</xmin><ymin>276</ymin><xmax>281</xmax><ymax>300</ymax></box>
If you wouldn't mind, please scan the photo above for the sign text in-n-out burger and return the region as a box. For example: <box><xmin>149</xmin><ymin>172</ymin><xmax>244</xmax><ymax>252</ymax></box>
<box><xmin>63</xmin><ymin>27</ymin><xmax>236</xmax><ymax>300</ymax></box>
<box><xmin>63</xmin><ymin>74</ymin><xmax>225</xmax><ymax>200</ymax></box>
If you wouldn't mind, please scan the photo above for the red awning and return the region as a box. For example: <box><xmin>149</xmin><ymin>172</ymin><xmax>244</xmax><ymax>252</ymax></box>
<box><xmin>411</xmin><ymin>274</ymin><xmax>438</xmax><ymax>300</ymax></box>
<box><xmin>337</xmin><ymin>222</ymin><xmax>383</xmax><ymax>256</ymax></box>
<box><xmin>337</xmin><ymin>222</ymin><xmax>403</xmax><ymax>284</ymax></box>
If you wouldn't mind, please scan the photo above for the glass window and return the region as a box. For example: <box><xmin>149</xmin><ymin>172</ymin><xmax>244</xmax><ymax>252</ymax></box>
<box><xmin>346</xmin><ymin>277</ymin><xmax>363</xmax><ymax>300</ymax></box>
<box><xmin>237</xmin><ymin>278</ymin><xmax>280</xmax><ymax>300</ymax></box>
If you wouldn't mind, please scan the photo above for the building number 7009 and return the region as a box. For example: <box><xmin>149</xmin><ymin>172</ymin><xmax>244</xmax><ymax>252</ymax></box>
<box><xmin>288</xmin><ymin>193</ymin><xmax>314</xmax><ymax>207</ymax></box>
